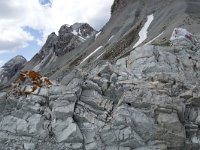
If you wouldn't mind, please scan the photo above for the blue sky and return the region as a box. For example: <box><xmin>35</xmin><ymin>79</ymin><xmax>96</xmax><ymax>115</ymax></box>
<box><xmin>0</xmin><ymin>0</ymin><xmax>114</xmax><ymax>66</ymax></box>
<box><xmin>39</xmin><ymin>0</ymin><xmax>51</xmax><ymax>5</ymax></box>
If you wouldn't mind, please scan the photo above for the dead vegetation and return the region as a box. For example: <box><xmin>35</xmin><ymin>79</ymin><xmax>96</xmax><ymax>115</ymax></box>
<box><xmin>11</xmin><ymin>70</ymin><xmax>52</xmax><ymax>96</ymax></box>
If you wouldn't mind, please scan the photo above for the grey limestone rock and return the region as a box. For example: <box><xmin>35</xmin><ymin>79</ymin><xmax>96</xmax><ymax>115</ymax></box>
<box><xmin>1</xmin><ymin>0</ymin><xmax>200</xmax><ymax>149</ymax></box>
<box><xmin>23</xmin><ymin>143</ymin><xmax>35</xmax><ymax>150</ymax></box>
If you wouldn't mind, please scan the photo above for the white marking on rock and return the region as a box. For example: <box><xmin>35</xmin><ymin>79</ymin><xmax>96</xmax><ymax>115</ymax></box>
<box><xmin>80</xmin><ymin>46</ymin><xmax>103</xmax><ymax>64</ymax></box>
<box><xmin>133</xmin><ymin>14</ymin><xmax>154</xmax><ymax>49</ymax></box>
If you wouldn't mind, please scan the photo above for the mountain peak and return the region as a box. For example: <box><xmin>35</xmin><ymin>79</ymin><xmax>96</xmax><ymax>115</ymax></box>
<box><xmin>58</xmin><ymin>24</ymin><xmax>73</xmax><ymax>35</ymax></box>
<box><xmin>0</xmin><ymin>55</ymin><xmax>27</xmax><ymax>88</ymax></box>
<box><xmin>71</xmin><ymin>23</ymin><xmax>96</xmax><ymax>37</ymax></box>
<box><xmin>23</xmin><ymin>22</ymin><xmax>96</xmax><ymax>71</ymax></box>
<box><xmin>3</xmin><ymin>55</ymin><xmax>26</xmax><ymax>68</ymax></box>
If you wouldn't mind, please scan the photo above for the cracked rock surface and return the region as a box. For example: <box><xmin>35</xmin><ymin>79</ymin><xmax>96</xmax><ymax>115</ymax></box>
<box><xmin>0</xmin><ymin>34</ymin><xmax>200</xmax><ymax>149</ymax></box>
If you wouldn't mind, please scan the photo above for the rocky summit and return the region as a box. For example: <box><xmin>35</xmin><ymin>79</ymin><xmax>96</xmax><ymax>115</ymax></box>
<box><xmin>1</xmin><ymin>0</ymin><xmax>200</xmax><ymax>150</ymax></box>
<box><xmin>0</xmin><ymin>55</ymin><xmax>27</xmax><ymax>89</ymax></box>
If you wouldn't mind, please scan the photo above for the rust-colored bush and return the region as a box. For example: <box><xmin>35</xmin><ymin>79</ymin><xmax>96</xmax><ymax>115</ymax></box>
<box><xmin>12</xmin><ymin>70</ymin><xmax>52</xmax><ymax>95</ymax></box>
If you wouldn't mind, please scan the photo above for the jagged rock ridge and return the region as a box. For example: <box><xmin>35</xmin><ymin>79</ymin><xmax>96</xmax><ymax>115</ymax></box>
<box><xmin>23</xmin><ymin>23</ymin><xmax>96</xmax><ymax>72</ymax></box>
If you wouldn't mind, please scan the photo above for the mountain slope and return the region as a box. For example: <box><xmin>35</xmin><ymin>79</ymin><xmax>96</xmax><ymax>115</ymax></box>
<box><xmin>23</xmin><ymin>23</ymin><xmax>96</xmax><ymax>74</ymax></box>
<box><xmin>1</xmin><ymin>0</ymin><xmax>200</xmax><ymax>149</ymax></box>
<box><xmin>23</xmin><ymin>0</ymin><xmax>200</xmax><ymax>81</ymax></box>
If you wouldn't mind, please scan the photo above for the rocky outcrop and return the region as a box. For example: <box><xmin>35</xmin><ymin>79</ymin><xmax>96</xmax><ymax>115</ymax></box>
<box><xmin>1</xmin><ymin>0</ymin><xmax>200</xmax><ymax>149</ymax></box>
<box><xmin>72</xmin><ymin>23</ymin><xmax>96</xmax><ymax>38</ymax></box>
<box><xmin>54</xmin><ymin>23</ymin><xmax>95</xmax><ymax>57</ymax></box>
<box><xmin>1</xmin><ymin>28</ymin><xmax>200</xmax><ymax>149</ymax></box>
<box><xmin>0</xmin><ymin>55</ymin><xmax>27</xmax><ymax>88</ymax></box>
<box><xmin>0</xmin><ymin>81</ymin><xmax>83</xmax><ymax>149</ymax></box>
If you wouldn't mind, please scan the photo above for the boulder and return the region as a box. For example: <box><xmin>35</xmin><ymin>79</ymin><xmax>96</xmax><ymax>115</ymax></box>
<box><xmin>23</xmin><ymin>143</ymin><xmax>35</xmax><ymax>150</ymax></box>
<box><xmin>52</xmin><ymin>118</ymin><xmax>83</xmax><ymax>143</ymax></box>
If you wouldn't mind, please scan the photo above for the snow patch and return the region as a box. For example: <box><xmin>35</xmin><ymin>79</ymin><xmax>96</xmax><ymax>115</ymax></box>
<box><xmin>108</xmin><ymin>35</ymin><xmax>115</xmax><ymax>42</ymax></box>
<box><xmin>133</xmin><ymin>14</ymin><xmax>154</xmax><ymax>49</ymax></box>
<box><xmin>95</xmin><ymin>31</ymin><xmax>101</xmax><ymax>39</ymax></box>
<box><xmin>86</xmin><ymin>35</ymin><xmax>90</xmax><ymax>39</ymax></box>
<box><xmin>80</xmin><ymin>46</ymin><xmax>103</xmax><ymax>64</ymax></box>
<box><xmin>65</xmin><ymin>24</ymin><xmax>70</xmax><ymax>27</ymax></box>
<box><xmin>96</xmin><ymin>52</ymin><xmax>105</xmax><ymax>60</ymax></box>
<box><xmin>144</xmin><ymin>32</ymin><xmax>164</xmax><ymax>46</ymax></box>
<box><xmin>72</xmin><ymin>30</ymin><xmax>78</xmax><ymax>36</ymax></box>
<box><xmin>78</xmin><ymin>36</ymin><xmax>86</xmax><ymax>42</ymax></box>
<box><xmin>192</xmin><ymin>136</ymin><xmax>200</xmax><ymax>144</ymax></box>
<box><xmin>45</xmin><ymin>53</ymin><xmax>57</xmax><ymax>67</ymax></box>
<box><xmin>78</xmin><ymin>29</ymin><xmax>81</xmax><ymax>35</ymax></box>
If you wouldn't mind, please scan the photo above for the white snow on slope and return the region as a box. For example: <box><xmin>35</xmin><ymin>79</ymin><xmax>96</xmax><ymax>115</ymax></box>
<box><xmin>72</xmin><ymin>30</ymin><xmax>78</xmax><ymax>36</ymax></box>
<box><xmin>108</xmin><ymin>35</ymin><xmax>115</xmax><ymax>42</ymax></box>
<box><xmin>78</xmin><ymin>29</ymin><xmax>81</xmax><ymax>35</ymax></box>
<box><xmin>144</xmin><ymin>32</ymin><xmax>164</xmax><ymax>46</ymax></box>
<box><xmin>133</xmin><ymin>14</ymin><xmax>154</xmax><ymax>49</ymax></box>
<box><xmin>78</xmin><ymin>36</ymin><xmax>86</xmax><ymax>42</ymax></box>
<box><xmin>95</xmin><ymin>31</ymin><xmax>101</xmax><ymax>39</ymax></box>
<box><xmin>96</xmin><ymin>51</ymin><xmax>105</xmax><ymax>60</ymax></box>
<box><xmin>80</xmin><ymin>46</ymin><xmax>103</xmax><ymax>64</ymax></box>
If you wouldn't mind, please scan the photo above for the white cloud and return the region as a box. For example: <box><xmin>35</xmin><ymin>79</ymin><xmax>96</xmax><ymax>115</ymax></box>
<box><xmin>0</xmin><ymin>27</ymin><xmax>34</xmax><ymax>51</ymax></box>
<box><xmin>0</xmin><ymin>0</ymin><xmax>114</xmax><ymax>52</ymax></box>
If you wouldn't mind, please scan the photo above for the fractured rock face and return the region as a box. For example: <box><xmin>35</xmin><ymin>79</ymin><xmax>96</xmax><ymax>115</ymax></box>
<box><xmin>2</xmin><ymin>0</ymin><xmax>200</xmax><ymax>147</ymax></box>
<box><xmin>0</xmin><ymin>114</ymin><xmax>49</xmax><ymax>139</ymax></box>
<box><xmin>1</xmin><ymin>28</ymin><xmax>200</xmax><ymax>149</ymax></box>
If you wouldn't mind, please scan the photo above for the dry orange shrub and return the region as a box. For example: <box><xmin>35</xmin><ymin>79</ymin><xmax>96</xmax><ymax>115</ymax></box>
<box><xmin>13</xmin><ymin>70</ymin><xmax>52</xmax><ymax>95</ymax></box>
